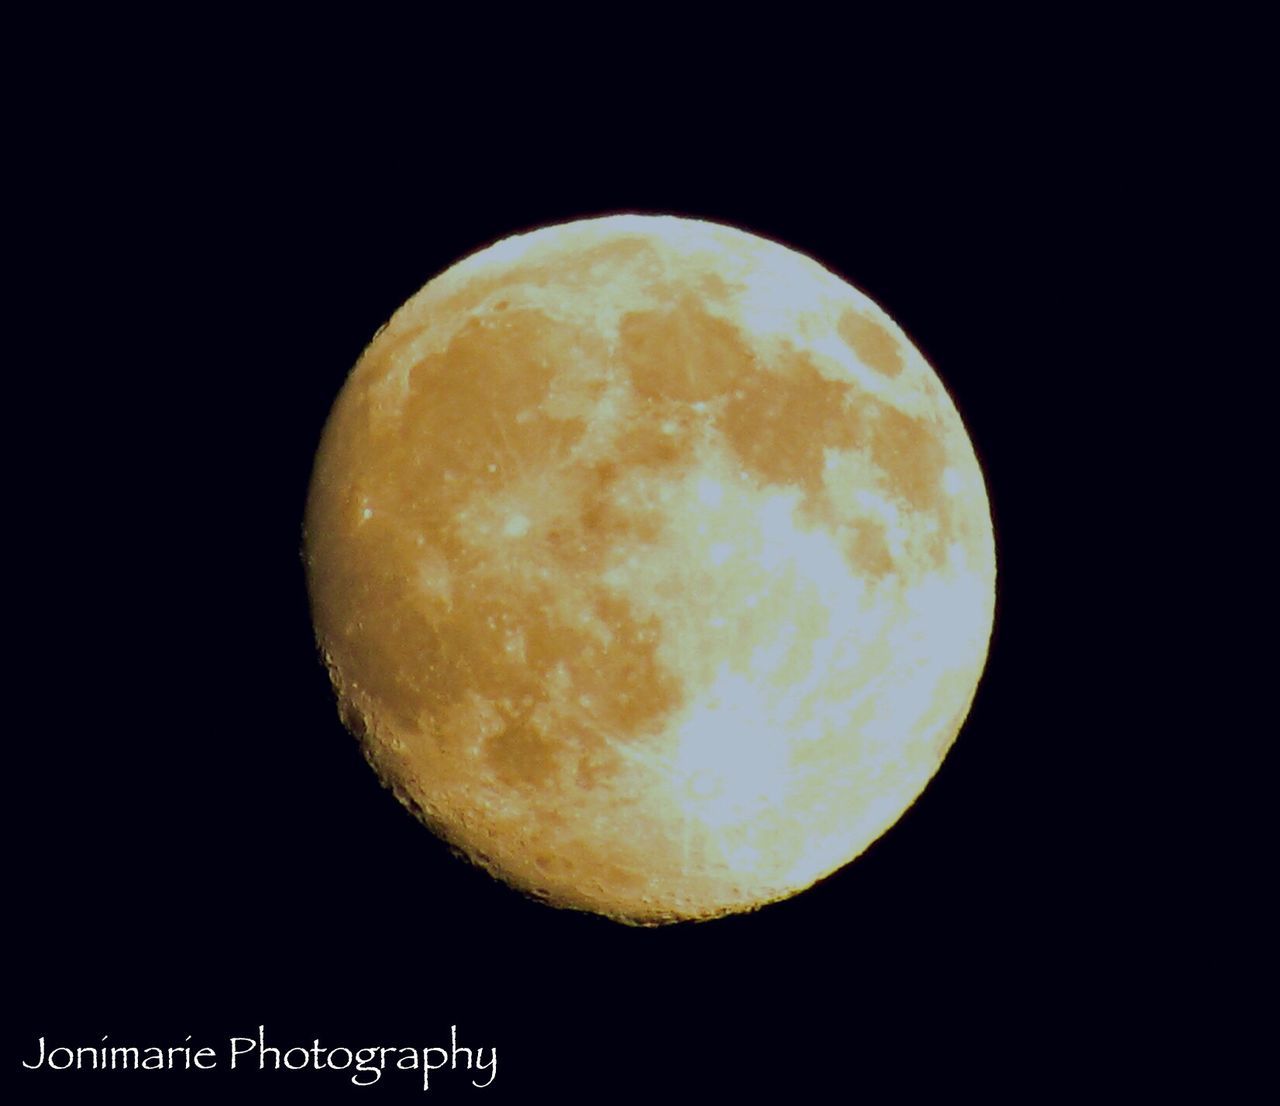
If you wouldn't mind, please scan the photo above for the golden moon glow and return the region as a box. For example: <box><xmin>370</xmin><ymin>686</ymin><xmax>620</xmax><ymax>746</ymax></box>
<box><xmin>304</xmin><ymin>215</ymin><xmax>995</xmax><ymax>924</ymax></box>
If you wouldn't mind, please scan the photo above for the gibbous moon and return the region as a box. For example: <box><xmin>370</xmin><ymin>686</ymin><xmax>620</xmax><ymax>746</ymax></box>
<box><xmin>304</xmin><ymin>215</ymin><xmax>995</xmax><ymax>924</ymax></box>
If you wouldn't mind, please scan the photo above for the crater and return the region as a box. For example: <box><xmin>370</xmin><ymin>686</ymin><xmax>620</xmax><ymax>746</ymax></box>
<box><xmin>485</xmin><ymin>704</ymin><xmax>559</xmax><ymax>789</ymax></box>
<box><xmin>398</xmin><ymin>308</ymin><xmax>593</xmax><ymax>495</ymax></box>
<box><xmin>864</xmin><ymin>403</ymin><xmax>947</xmax><ymax>514</ymax></box>
<box><xmin>845</xmin><ymin>518</ymin><xmax>895</xmax><ymax>578</ymax></box>
<box><xmin>838</xmin><ymin>308</ymin><xmax>904</xmax><ymax>378</ymax></box>
<box><xmin>619</xmin><ymin>295</ymin><xmax>754</xmax><ymax>404</ymax></box>
<box><xmin>720</xmin><ymin>347</ymin><xmax>861</xmax><ymax>504</ymax></box>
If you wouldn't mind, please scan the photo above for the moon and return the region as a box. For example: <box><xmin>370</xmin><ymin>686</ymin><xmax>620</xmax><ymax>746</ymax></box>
<box><xmin>304</xmin><ymin>214</ymin><xmax>995</xmax><ymax>925</ymax></box>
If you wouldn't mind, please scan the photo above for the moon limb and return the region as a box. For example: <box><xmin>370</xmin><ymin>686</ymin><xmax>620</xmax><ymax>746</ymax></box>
<box><xmin>304</xmin><ymin>215</ymin><xmax>995</xmax><ymax>924</ymax></box>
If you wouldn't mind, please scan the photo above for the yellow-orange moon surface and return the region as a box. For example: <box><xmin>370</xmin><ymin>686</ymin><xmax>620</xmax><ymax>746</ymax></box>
<box><xmin>304</xmin><ymin>215</ymin><xmax>995</xmax><ymax>924</ymax></box>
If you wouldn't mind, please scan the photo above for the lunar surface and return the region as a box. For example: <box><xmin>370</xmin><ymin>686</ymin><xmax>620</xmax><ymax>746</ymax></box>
<box><xmin>304</xmin><ymin>215</ymin><xmax>995</xmax><ymax>924</ymax></box>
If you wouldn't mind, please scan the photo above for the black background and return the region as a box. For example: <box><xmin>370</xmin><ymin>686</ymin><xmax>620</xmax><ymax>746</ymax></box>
<box><xmin>7</xmin><ymin>39</ymin><xmax>1154</xmax><ymax>1102</ymax></box>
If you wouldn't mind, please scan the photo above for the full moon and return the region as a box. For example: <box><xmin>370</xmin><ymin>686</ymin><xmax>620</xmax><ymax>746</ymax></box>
<box><xmin>304</xmin><ymin>215</ymin><xmax>995</xmax><ymax>924</ymax></box>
